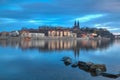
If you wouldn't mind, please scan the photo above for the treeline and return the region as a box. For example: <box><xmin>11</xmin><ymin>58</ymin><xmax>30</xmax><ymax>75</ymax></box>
<box><xmin>80</xmin><ymin>27</ymin><xmax>114</xmax><ymax>39</ymax></box>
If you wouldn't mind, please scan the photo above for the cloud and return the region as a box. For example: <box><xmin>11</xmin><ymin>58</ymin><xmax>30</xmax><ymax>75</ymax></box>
<box><xmin>28</xmin><ymin>20</ymin><xmax>42</xmax><ymax>23</ymax></box>
<box><xmin>94</xmin><ymin>0</ymin><xmax>120</xmax><ymax>13</ymax></box>
<box><xmin>73</xmin><ymin>14</ymin><xmax>106</xmax><ymax>22</ymax></box>
<box><xmin>0</xmin><ymin>0</ymin><xmax>120</xmax><ymax>32</ymax></box>
<box><xmin>94</xmin><ymin>23</ymin><xmax>120</xmax><ymax>33</ymax></box>
<box><xmin>0</xmin><ymin>18</ymin><xmax>17</xmax><ymax>23</ymax></box>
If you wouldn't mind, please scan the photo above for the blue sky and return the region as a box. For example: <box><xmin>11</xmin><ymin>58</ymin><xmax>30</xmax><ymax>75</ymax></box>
<box><xmin>0</xmin><ymin>0</ymin><xmax>120</xmax><ymax>33</ymax></box>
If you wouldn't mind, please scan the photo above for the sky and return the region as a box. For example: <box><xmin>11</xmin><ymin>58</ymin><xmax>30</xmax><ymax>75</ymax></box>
<box><xmin>0</xmin><ymin>0</ymin><xmax>120</xmax><ymax>33</ymax></box>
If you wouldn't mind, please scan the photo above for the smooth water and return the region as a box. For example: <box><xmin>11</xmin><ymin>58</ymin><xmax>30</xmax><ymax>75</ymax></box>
<box><xmin>0</xmin><ymin>39</ymin><xmax>120</xmax><ymax>80</ymax></box>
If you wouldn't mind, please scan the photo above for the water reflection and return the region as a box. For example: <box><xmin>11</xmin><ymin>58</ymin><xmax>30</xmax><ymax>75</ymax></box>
<box><xmin>0</xmin><ymin>39</ymin><xmax>113</xmax><ymax>52</ymax></box>
<box><xmin>61</xmin><ymin>56</ymin><xmax>120</xmax><ymax>79</ymax></box>
<box><xmin>0</xmin><ymin>39</ymin><xmax>120</xmax><ymax>80</ymax></box>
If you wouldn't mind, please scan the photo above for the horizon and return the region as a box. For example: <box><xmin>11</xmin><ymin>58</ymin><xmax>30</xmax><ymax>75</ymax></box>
<box><xmin>0</xmin><ymin>0</ymin><xmax>120</xmax><ymax>33</ymax></box>
<box><xmin>1</xmin><ymin>25</ymin><xmax>119</xmax><ymax>35</ymax></box>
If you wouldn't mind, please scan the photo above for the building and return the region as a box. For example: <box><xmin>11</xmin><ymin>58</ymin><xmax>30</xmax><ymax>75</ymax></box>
<box><xmin>72</xmin><ymin>21</ymin><xmax>81</xmax><ymax>37</ymax></box>
<box><xmin>73</xmin><ymin>21</ymin><xmax>80</xmax><ymax>29</ymax></box>
<box><xmin>113</xmin><ymin>33</ymin><xmax>120</xmax><ymax>39</ymax></box>
<box><xmin>20</xmin><ymin>30</ymin><xmax>45</xmax><ymax>39</ymax></box>
<box><xmin>48</xmin><ymin>29</ymin><xmax>77</xmax><ymax>38</ymax></box>
<box><xmin>0</xmin><ymin>32</ymin><xmax>9</xmax><ymax>39</ymax></box>
<box><xmin>10</xmin><ymin>31</ymin><xmax>20</xmax><ymax>37</ymax></box>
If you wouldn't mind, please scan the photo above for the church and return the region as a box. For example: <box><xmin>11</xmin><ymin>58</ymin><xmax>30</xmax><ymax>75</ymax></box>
<box><xmin>73</xmin><ymin>21</ymin><xmax>80</xmax><ymax>29</ymax></box>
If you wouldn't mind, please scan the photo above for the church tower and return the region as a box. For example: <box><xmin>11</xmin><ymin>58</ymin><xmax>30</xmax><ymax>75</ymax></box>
<box><xmin>77</xmin><ymin>21</ymin><xmax>80</xmax><ymax>29</ymax></box>
<box><xmin>74</xmin><ymin>21</ymin><xmax>77</xmax><ymax>27</ymax></box>
<box><xmin>73</xmin><ymin>20</ymin><xmax>80</xmax><ymax>29</ymax></box>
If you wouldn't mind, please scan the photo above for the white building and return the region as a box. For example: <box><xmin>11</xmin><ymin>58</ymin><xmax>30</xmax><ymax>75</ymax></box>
<box><xmin>29</xmin><ymin>33</ymin><xmax>45</xmax><ymax>39</ymax></box>
<box><xmin>10</xmin><ymin>31</ymin><xmax>20</xmax><ymax>37</ymax></box>
<box><xmin>20</xmin><ymin>30</ymin><xmax>45</xmax><ymax>39</ymax></box>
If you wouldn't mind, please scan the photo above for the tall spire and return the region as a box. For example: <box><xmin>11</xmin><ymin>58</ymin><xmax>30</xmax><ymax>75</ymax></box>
<box><xmin>77</xmin><ymin>21</ymin><xmax>79</xmax><ymax>28</ymax></box>
<box><xmin>74</xmin><ymin>20</ymin><xmax>77</xmax><ymax>27</ymax></box>
<box><xmin>73</xmin><ymin>20</ymin><xmax>80</xmax><ymax>29</ymax></box>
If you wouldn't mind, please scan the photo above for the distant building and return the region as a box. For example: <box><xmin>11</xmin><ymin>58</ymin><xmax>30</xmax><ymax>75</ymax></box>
<box><xmin>20</xmin><ymin>30</ymin><xmax>45</xmax><ymax>39</ymax></box>
<box><xmin>89</xmin><ymin>33</ymin><xmax>98</xmax><ymax>39</ymax></box>
<box><xmin>10</xmin><ymin>31</ymin><xmax>19</xmax><ymax>37</ymax></box>
<box><xmin>48</xmin><ymin>29</ymin><xmax>77</xmax><ymax>38</ymax></box>
<box><xmin>115</xmin><ymin>35</ymin><xmax>120</xmax><ymax>39</ymax></box>
<box><xmin>113</xmin><ymin>33</ymin><xmax>120</xmax><ymax>39</ymax></box>
<box><xmin>0</xmin><ymin>32</ymin><xmax>9</xmax><ymax>39</ymax></box>
<box><xmin>73</xmin><ymin>21</ymin><xmax>80</xmax><ymax>29</ymax></box>
<box><xmin>72</xmin><ymin>21</ymin><xmax>81</xmax><ymax>37</ymax></box>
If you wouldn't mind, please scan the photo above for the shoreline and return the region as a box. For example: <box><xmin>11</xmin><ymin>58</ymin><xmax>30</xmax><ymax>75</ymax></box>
<box><xmin>0</xmin><ymin>36</ymin><xmax>111</xmax><ymax>41</ymax></box>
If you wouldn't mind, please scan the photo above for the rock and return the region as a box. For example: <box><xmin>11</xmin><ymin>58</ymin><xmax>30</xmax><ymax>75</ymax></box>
<box><xmin>64</xmin><ymin>61</ymin><xmax>71</xmax><ymax>66</ymax></box>
<box><xmin>78</xmin><ymin>61</ymin><xmax>90</xmax><ymax>71</ymax></box>
<box><xmin>101</xmin><ymin>73</ymin><xmax>119</xmax><ymax>79</ymax></box>
<box><xmin>96</xmin><ymin>68</ymin><xmax>103</xmax><ymax>75</ymax></box>
<box><xmin>78</xmin><ymin>61</ymin><xmax>86</xmax><ymax>66</ymax></box>
<box><xmin>86</xmin><ymin>62</ymin><xmax>94</xmax><ymax>66</ymax></box>
<box><xmin>61</xmin><ymin>57</ymin><xmax>71</xmax><ymax>61</ymax></box>
<box><xmin>90</xmin><ymin>64</ymin><xmax>106</xmax><ymax>72</ymax></box>
<box><xmin>71</xmin><ymin>62</ymin><xmax>78</xmax><ymax>68</ymax></box>
<box><xmin>62</xmin><ymin>57</ymin><xmax>72</xmax><ymax>66</ymax></box>
<box><xmin>78</xmin><ymin>61</ymin><xmax>106</xmax><ymax>76</ymax></box>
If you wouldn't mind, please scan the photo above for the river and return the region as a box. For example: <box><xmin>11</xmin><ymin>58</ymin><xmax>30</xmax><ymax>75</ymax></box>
<box><xmin>0</xmin><ymin>39</ymin><xmax>120</xmax><ymax>80</ymax></box>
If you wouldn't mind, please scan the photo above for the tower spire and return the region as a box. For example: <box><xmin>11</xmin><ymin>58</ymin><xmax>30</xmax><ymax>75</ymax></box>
<box><xmin>77</xmin><ymin>21</ymin><xmax>79</xmax><ymax>28</ymax></box>
<box><xmin>74</xmin><ymin>20</ymin><xmax>77</xmax><ymax>27</ymax></box>
<box><xmin>73</xmin><ymin>20</ymin><xmax>80</xmax><ymax>29</ymax></box>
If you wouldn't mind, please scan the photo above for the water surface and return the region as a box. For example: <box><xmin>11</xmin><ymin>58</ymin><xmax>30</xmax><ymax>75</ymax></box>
<box><xmin>0</xmin><ymin>39</ymin><xmax>120</xmax><ymax>80</ymax></box>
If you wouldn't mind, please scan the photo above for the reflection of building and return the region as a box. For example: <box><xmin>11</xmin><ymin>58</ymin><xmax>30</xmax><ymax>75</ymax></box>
<box><xmin>0</xmin><ymin>39</ymin><xmax>113</xmax><ymax>59</ymax></box>
<box><xmin>48</xmin><ymin>40</ymin><xmax>77</xmax><ymax>50</ymax></box>
<box><xmin>20</xmin><ymin>40</ymin><xmax>45</xmax><ymax>49</ymax></box>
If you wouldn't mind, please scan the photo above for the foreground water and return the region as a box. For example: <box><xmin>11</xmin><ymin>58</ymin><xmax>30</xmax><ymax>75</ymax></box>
<box><xmin>0</xmin><ymin>39</ymin><xmax>120</xmax><ymax>80</ymax></box>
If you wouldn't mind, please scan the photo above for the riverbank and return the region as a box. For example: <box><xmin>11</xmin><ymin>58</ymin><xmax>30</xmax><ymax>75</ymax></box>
<box><xmin>0</xmin><ymin>36</ymin><xmax>111</xmax><ymax>41</ymax></box>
